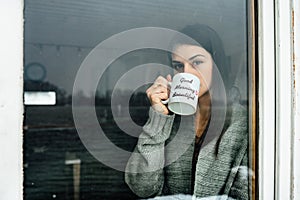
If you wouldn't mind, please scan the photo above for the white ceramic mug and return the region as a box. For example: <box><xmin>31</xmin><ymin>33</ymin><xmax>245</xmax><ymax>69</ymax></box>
<box><xmin>162</xmin><ymin>73</ymin><xmax>200</xmax><ymax>115</ymax></box>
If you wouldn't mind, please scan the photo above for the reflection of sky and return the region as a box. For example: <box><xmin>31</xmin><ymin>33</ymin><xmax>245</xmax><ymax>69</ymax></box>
<box><xmin>24</xmin><ymin>0</ymin><xmax>248</xmax><ymax>99</ymax></box>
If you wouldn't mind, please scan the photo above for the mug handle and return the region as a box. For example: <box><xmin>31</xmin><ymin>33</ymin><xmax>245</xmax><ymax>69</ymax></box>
<box><xmin>161</xmin><ymin>82</ymin><xmax>172</xmax><ymax>104</ymax></box>
<box><xmin>161</xmin><ymin>99</ymin><xmax>169</xmax><ymax>104</ymax></box>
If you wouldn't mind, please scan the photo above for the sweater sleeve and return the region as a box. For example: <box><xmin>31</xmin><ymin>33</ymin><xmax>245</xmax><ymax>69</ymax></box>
<box><xmin>125</xmin><ymin>107</ymin><xmax>175</xmax><ymax>198</ymax></box>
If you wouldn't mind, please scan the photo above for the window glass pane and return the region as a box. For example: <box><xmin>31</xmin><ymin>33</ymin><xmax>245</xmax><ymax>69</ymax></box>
<box><xmin>24</xmin><ymin>0</ymin><xmax>253</xmax><ymax>199</ymax></box>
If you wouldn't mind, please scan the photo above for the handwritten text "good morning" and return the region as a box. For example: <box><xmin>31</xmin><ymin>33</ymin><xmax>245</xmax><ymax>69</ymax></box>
<box><xmin>171</xmin><ymin>78</ymin><xmax>197</xmax><ymax>100</ymax></box>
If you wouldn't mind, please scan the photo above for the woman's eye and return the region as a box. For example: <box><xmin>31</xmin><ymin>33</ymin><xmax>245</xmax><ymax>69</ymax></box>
<box><xmin>192</xmin><ymin>60</ymin><xmax>203</xmax><ymax>67</ymax></box>
<box><xmin>172</xmin><ymin>63</ymin><xmax>184</xmax><ymax>71</ymax></box>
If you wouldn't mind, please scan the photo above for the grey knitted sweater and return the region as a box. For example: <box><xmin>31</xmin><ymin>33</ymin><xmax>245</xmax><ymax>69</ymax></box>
<box><xmin>125</xmin><ymin>103</ymin><xmax>249</xmax><ymax>199</ymax></box>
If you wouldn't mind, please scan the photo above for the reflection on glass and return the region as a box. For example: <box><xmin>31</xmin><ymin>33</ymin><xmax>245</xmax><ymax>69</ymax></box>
<box><xmin>24</xmin><ymin>0</ymin><xmax>250</xmax><ymax>199</ymax></box>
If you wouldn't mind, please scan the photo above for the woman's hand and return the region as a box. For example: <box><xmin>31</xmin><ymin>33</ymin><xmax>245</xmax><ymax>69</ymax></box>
<box><xmin>146</xmin><ymin>75</ymin><xmax>172</xmax><ymax>115</ymax></box>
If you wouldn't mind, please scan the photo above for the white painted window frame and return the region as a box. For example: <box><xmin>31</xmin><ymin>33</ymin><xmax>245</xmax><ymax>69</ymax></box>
<box><xmin>0</xmin><ymin>0</ymin><xmax>23</xmax><ymax>200</ymax></box>
<box><xmin>258</xmin><ymin>0</ymin><xmax>276</xmax><ymax>198</ymax></box>
<box><xmin>258</xmin><ymin>0</ymin><xmax>300</xmax><ymax>199</ymax></box>
<box><xmin>0</xmin><ymin>0</ymin><xmax>299</xmax><ymax>199</ymax></box>
<box><xmin>275</xmin><ymin>0</ymin><xmax>293</xmax><ymax>199</ymax></box>
<box><xmin>291</xmin><ymin>0</ymin><xmax>300</xmax><ymax>199</ymax></box>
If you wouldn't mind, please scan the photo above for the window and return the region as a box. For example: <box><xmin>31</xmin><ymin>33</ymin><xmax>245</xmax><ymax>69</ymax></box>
<box><xmin>23</xmin><ymin>0</ymin><xmax>255</xmax><ymax>199</ymax></box>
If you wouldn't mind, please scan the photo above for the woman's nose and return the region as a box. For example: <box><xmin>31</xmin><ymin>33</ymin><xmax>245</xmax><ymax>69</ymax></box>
<box><xmin>183</xmin><ymin>63</ymin><xmax>194</xmax><ymax>73</ymax></box>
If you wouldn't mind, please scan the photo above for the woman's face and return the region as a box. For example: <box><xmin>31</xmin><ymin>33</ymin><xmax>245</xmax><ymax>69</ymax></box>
<box><xmin>171</xmin><ymin>44</ymin><xmax>213</xmax><ymax>98</ymax></box>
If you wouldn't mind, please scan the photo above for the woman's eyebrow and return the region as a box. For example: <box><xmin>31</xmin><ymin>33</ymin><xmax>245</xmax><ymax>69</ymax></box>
<box><xmin>172</xmin><ymin>54</ymin><xmax>205</xmax><ymax>63</ymax></box>
<box><xmin>188</xmin><ymin>54</ymin><xmax>205</xmax><ymax>60</ymax></box>
<box><xmin>172</xmin><ymin>60</ymin><xmax>181</xmax><ymax>63</ymax></box>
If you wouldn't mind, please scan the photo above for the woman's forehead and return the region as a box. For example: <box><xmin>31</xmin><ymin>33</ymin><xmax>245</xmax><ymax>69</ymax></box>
<box><xmin>172</xmin><ymin>44</ymin><xmax>210</xmax><ymax>59</ymax></box>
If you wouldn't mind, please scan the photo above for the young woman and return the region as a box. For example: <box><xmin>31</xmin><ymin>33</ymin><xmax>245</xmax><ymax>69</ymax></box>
<box><xmin>125</xmin><ymin>24</ymin><xmax>250</xmax><ymax>200</ymax></box>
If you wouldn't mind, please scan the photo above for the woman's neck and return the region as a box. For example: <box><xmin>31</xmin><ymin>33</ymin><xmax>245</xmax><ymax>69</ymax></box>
<box><xmin>195</xmin><ymin>92</ymin><xmax>211</xmax><ymax>138</ymax></box>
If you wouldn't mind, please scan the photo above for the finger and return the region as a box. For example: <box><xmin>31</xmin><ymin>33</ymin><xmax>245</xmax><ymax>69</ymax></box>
<box><xmin>157</xmin><ymin>92</ymin><xmax>169</xmax><ymax>101</ymax></box>
<box><xmin>147</xmin><ymin>87</ymin><xmax>168</xmax><ymax>101</ymax></box>
<box><xmin>166</xmin><ymin>74</ymin><xmax>172</xmax><ymax>82</ymax></box>
<box><xmin>149</xmin><ymin>92</ymin><xmax>169</xmax><ymax>105</ymax></box>
<box><xmin>147</xmin><ymin>76</ymin><xmax>169</xmax><ymax>100</ymax></box>
<box><xmin>147</xmin><ymin>83</ymin><xmax>168</xmax><ymax>95</ymax></box>
<box><xmin>154</xmin><ymin>76</ymin><xmax>168</xmax><ymax>85</ymax></box>
<box><xmin>151</xmin><ymin>86</ymin><xmax>169</xmax><ymax>94</ymax></box>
